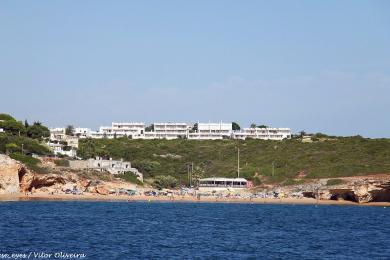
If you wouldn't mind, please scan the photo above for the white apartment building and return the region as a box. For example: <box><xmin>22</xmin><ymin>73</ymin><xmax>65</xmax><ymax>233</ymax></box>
<box><xmin>74</xmin><ymin>127</ymin><xmax>91</xmax><ymax>138</ymax></box>
<box><xmin>49</xmin><ymin>127</ymin><xmax>66</xmax><ymax>140</ymax></box>
<box><xmin>51</xmin><ymin>122</ymin><xmax>291</xmax><ymax>141</ymax></box>
<box><xmin>49</xmin><ymin>128</ymin><xmax>79</xmax><ymax>147</ymax></box>
<box><xmin>93</xmin><ymin>122</ymin><xmax>145</xmax><ymax>139</ymax></box>
<box><xmin>48</xmin><ymin>128</ymin><xmax>79</xmax><ymax>157</ymax></box>
<box><xmin>233</xmin><ymin>127</ymin><xmax>291</xmax><ymax>140</ymax></box>
<box><xmin>188</xmin><ymin>122</ymin><xmax>232</xmax><ymax>140</ymax></box>
<box><xmin>146</xmin><ymin>122</ymin><xmax>188</xmax><ymax>140</ymax></box>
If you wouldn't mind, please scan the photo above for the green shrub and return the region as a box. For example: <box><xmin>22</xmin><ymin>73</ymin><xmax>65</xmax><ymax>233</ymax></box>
<box><xmin>152</xmin><ymin>175</ymin><xmax>178</xmax><ymax>190</ymax></box>
<box><xmin>326</xmin><ymin>179</ymin><xmax>343</xmax><ymax>186</ymax></box>
<box><xmin>132</xmin><ymin>160</ymin><xmax>161</xmax><ymax>177</ymax></box>
<box><xmin>0</xmin><ymin>135</ymin><xmax>51</xmax><ymax>155</ymax></box>
<box><xmin>54</xmin><ymin>159</ymin><xmax>70</xmax><ymax>167</ymax></box>
<box><xmin>283</xmin><ymin>178</ymin><xmax>305</xmax><ymax>186</ymax></box>
<box><xmin>252</xmin><ymin>177</ymin><xmax>262</xmax><ymax>186</ymax></box>
<box><xmin>9</xmin><ymin>153</ymin><xmax>50</xmax><ymax>174</ymax></box>
<box><xmin>77</xmin><ymin>137</ymin><xmax>390</xmax><ymax>185</ymax></box>
<box><xmin>5</xmin><ymin>143</ymin><xmax>20</xmax><ymax>154</ymax></box>
<box><xmin>117</xmin><ymin>172</ymin><xmax>143</xmax><ymax>186</ymax></box>
<box><xmin>10</xmin><ymin>153</ymin><xmax>40</xmax><ymax>167</ymax></box>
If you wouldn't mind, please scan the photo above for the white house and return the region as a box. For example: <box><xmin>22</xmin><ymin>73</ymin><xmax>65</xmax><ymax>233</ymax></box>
<box><xmin>49</xmin><ymin>142</ymin><xmax>77</xmax><ymax>157</ymax></box>
<box><xmin>68</xmin><ymin>156</ymin><xmax>143</xmax><ymax>181</ymax></box>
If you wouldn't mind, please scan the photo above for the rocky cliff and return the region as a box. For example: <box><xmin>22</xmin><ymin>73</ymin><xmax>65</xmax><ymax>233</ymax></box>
<box><xmin>0</xmin><ymin>154</ymin><xmax>138</xmax><ymax>195</ymax></box>
<box><xmin>0</xmin><ymin>154</ymin><xmax>20</xmax><ymax>194</ymax></box>
<box><xmin>301</xmin><ymin>175</ymin><xmax>390</xmax><ymax>203</ymax></box>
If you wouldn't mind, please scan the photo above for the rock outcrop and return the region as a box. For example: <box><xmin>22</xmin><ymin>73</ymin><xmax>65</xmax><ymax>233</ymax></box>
<box><xmin>0</xmin><ymin>154</ymin><xmax>20</xmax><ymax>194</ymax></box>
<box><xmin>302</xmin><ymin>175</ymin><xmax>390</xmax><ymax>203</ymax></box>
<box><xmin>94</xmin><ymin>186</ymin><xmax>109</xmax><ymax>195</ymax></box>
<box><xmin>1</xmin><ymin>154</ymin><xmax>69</xmax><ymax>194</ymax></box>
<box><xmin>1</xmin><ymin>155</ymin><xmax>140</xmax><ymax>196</ymax></box>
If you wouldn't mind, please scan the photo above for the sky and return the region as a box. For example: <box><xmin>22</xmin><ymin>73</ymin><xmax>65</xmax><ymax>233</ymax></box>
<box><xmin>0</xmin><ymin>0</ymin><xmax>389</xmax><ymax>137</ymax></box>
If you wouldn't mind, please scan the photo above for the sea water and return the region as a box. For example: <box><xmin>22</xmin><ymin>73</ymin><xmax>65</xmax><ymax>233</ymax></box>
<box><xmin>0</xmin><ymin>201</ymin><xmax>389</xmax><ymax>259</ymax></box>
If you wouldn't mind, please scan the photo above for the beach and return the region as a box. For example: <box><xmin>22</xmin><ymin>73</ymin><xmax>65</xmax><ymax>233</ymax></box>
<box><xmin>1</xmin><ymin>193</ymin><xmax>390</xmax><ymax>207</ymax></box>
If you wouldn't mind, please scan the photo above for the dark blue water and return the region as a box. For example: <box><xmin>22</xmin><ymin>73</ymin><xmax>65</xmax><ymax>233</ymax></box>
<box><xmin>0</xmin><ymin>202</ymin><xmax>389</xmax><ymax>259</ymax></box>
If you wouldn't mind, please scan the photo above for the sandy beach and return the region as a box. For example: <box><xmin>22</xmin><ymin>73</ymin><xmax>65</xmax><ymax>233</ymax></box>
<box><xmin>1</xmin><ymin>193</ymin><xmax>390</xmax><ymax>207</ymax></box>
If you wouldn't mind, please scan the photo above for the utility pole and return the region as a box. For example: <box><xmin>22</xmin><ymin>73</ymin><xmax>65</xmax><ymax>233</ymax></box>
<box><xmin>21</xmin><ymin>144</ymin><xmax>24</xmax><ymax>155</ymax></box>
<box><xmin>187</xmin><ymin>164</ymin><xmax>190</xmax><ymax>187</ymax></box>
<box><xmin>191</xmin><ymin>162</ymin><xmax>194</xmax><ymax>187</ymax></box>
<box><xmin>237</xmin><ymin>148</ymin><xmax>240</xmax><ymax>178</ymax></box>
<box><xmin>272</xmin><ymin>161</ymin><xmax>275</xmax><ymax>177</ymax></box>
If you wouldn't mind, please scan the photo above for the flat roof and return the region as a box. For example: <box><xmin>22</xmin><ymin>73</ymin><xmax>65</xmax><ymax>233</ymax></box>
<box><xmin>199</xmin><ymin>177</ymin><xmax>248</xmax><ymax>182</ymax></box>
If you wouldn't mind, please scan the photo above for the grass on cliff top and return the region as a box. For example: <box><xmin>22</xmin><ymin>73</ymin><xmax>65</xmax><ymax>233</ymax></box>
<box><xmin>9</xmin><ymin>152</ymin><xmax>50</xmax><ymax>174</ymax></box>
<box><xmin>77</xmin><ymin>136</ymin><xmax>390</xmax><ymax>185</ymax></box>
<box><xmin>326</xmin><ymin>179</ymin><xmax>344</xmax><ymax>186</ymax></box>
<box><xmin>9</xmin><ymin>152</ymin><xmax>40</xmax><ymax>167</ymax></box>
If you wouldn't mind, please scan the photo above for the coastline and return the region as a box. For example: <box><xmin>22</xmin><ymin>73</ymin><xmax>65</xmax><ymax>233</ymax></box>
<box><xmin>1</xmin><ymin>193</ymin><xmax>390</xmax><ymax>207</ymax></box>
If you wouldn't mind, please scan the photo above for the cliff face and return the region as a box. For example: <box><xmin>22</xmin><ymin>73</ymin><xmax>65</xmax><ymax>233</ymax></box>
<box><xmin>0</xmin><ymin>154</ymin><xmax>20</xmax><ymax>194</ymax></box>
<box><xmin>0</xmin><ymin>154</ymin><xmax>69</xmax><ymax>194</ymax></box>
<box><xmin>0</xmin><ymin>154</ymin><xmax>138</xmax><ymax>195</ymax></box>
<box><xmin>305</xmin><ymin>175</ymin><xmax>390</xmax><ymax>203</ymax></box>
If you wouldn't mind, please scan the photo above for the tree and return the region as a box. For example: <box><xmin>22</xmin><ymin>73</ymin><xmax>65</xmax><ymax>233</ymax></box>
<box><xmin>299</xmin><ymin>131</ymin><xmax>306</xmax><ymax>137</ymax></box>
<box><xmin>24</xmin><ymin>120</ymin><xmax>29</xmax><ymax>128</ymax></box>
<box><xmin>232</xmin><ymin>122</ymin><xmax>241</xmax><ymax>131</ymax></box>
<box><xmin>250</xmin><ymin>123</ymin><xmax>257</xmax><ymax>128</ymax></box>
<box><xmin>27</xmin><ymin>122</ymin><xmax>50</xmax><ymax>140</ymax></box>
<box><xmin>0</xmin><ymin>113</ymin><xmax>15</xmax><ymax>121</ymax></box>
<box><xmin>257</xmin><ymin>125</ymin><xmax>268</xmax><ymax>128</ymax></box>
<box><xmin>0</xmin><ymin>120</ymin><xmax>26</xmax><ymax>135</ymax></box>
<box><xmin>152</xmin><ymin>175</ymin><xmax>178</xmax><ymax>190</ymax></box>
<box><xmin>145</xmin><ymin>124</ymin><xmax>154</xmax><ymax>132</ymax></box>
<box><xmin>65</xmin><ymin>125</ymin><xmax>75</xmax><ymax>136</ymax></box>
<box><xmin>191</xmin><ymin>123</ymin><xmax>198</xmax><ymax>132</ymax></box>
<box><xmin>191</xmin><ymin>165</ymin><xmax>205</xmax><ymax>187</ymax></box>
<box><xmin>77</xmin><ymin>138</ymin><xmax>96</xmax><ymax>159</ymax></box>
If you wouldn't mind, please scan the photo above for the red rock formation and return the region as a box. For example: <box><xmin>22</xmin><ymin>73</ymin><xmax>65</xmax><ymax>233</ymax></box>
<box><xmin>95</xmin><ymin>186</ymin><xmax>109</xmax><ymax>195</ymax></box>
